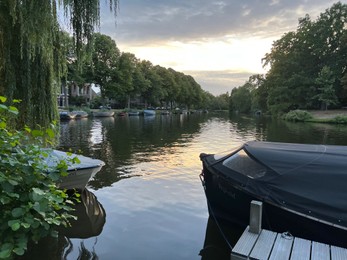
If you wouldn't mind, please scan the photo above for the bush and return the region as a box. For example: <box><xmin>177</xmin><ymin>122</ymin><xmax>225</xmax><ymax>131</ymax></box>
<box><xmin>282</xmin><ymin>110</ymin><xmax>313</xmax><ymax>122</ymax></box>
<box><xmin>0</xmin><ymin>96</ymin><xmax>77</xmax><ymax>259</ymax></box>
<box><xmin>332</xmin><ymin>115</ymin><xmax>347</xmax><ymax>124</ymax></box>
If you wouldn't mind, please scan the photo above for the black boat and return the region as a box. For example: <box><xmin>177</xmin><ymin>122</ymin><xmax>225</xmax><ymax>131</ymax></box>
<box><xmin>200</xmin><ymin>141</ymin><xmax>347</xmax><ymax>248</ymax></box>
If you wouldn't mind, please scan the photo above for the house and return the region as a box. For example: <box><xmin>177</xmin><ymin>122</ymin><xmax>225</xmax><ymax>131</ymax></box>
<box><xmin>58</xmin><ymin>82</ymin><xmax>100</xmax><ymax>108</ymax></box>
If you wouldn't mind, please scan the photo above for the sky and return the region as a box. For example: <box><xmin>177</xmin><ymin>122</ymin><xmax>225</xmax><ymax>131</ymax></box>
<box><xmin>99</xmin><ymin>0</ymin><xmax>339</xmax><ymax>96</ymax></box>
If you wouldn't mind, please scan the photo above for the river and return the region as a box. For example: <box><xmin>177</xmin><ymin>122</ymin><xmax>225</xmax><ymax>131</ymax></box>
<box><xmin>22</xmin><ymin>112</ymin><xmax>347</xmax><ymax>259</ymax></box>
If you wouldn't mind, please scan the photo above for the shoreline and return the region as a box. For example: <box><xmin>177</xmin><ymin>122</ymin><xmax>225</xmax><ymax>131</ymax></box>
<box><xmin>309</xmin><ymin>109</ymin><xmax>347</xmax><ymax>119</ymax></box>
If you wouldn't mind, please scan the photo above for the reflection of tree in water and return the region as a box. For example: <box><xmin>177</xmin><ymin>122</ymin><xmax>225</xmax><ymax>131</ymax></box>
<box><xmin>61</xmin><ymin>238</ymin><xmax>98</xmax><ymax>260</ymax></box>
<box><xmin>19</xmin><ymin>189</ymin><xmax>105</xmax><ymax>260</ymax></box>
<box><xmin>59</xmin><ymin>113</ymin><xmax>212</xmax><ymax>189</ymax></box>
<box><xmin>199</xmin><ymin>217</ymin><xmax>243</xmax><ymax>260</ymax></box>
<box><xmin>228</xmin><ymin>113</ymin><xmax>347</xmax><ymax>145</ymax></box>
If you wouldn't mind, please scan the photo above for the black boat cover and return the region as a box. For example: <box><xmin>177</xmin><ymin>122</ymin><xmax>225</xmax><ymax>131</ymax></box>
<box><xmin>202</xmin><ymin>141</ymin><xmax>347</xmax><ymax>228</ymax></box>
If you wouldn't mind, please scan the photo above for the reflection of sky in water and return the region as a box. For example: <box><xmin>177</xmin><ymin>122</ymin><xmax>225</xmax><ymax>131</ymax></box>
<box><xmin>45</xmin><ymin>114</ymin><xmax>347</xmax><ymax>259</ymax></box>
<box><xmin>89</xmin><ymin>120</ymin><xmax>103</xmax><ymax>146</ymax></box>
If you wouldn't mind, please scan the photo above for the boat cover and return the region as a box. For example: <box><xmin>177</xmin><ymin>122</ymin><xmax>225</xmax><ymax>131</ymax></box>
<box><xmin>43</xmin><ymin>150</ymin><xmax>105</xmax><ymax>171</ymax></box>
<box><xmin>202</xmin><ymin>141</ymin><xmax>347</xmax><ymax>228</ymax></box>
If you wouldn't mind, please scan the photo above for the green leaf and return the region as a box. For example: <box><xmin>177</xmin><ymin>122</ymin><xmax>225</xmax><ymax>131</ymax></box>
<box><xmin>0</xmin><ymin>121</ymin><xmax>6</xmax><ymax>129</ymax></box>
<box><xmin>0</xmin><ymin>196</ymin><xmax>11</xmax><ymax>204</ymax></box>
<box><xmin>46</xmin><ymin>128</ymin><xmax>55</xmax><ymax>138</ymax></box>
<box><xmin>0</xmin><ymin>96</ymin><xmax>7</xmax><ymax>103</ymax></box>
<box><xmin>8</xmin><ymin>220</ymin><xmax>21</xmax><ymax>231</ymax></box>
<box><xmin>0</xmin><ymin>244</ymin><xmax>12</xmax><ymax>258</ymax></box>
<box><xmin>8</xmin><ymin>179</ymin><xmax>18</xmax><ymax>186</ymax></box>
<box><xmin>31</xmin><ymin>130</ymin><xmax>43</xmax><ymax>137</ymax></box>
<box><xmin>8</xmin><ymin>106</ymin><xmax>19</xmax><ymax>115</ymax></box>
<box><xmin>32</xmin><ymin>188</ymin><xmax>45</xmax><ymax>196</ymax></box>
<box><xmin>24</xmin><ymin>126</ymin><xmax>31</xmax><ymax>133</ymax></box>
<box><xmin>13</xmin><ymin>247</ymin><xmax>25</xmax><ymax>256</ymax></box>
<box><xmin>21</xmin><ymin>222</ymin><xmax>30</xmax><ymax>229</ymax></box>
<box><xmin>12</xmin><ymin>207</ymin><xmax>24</xmax><ymax>218</ymax></box>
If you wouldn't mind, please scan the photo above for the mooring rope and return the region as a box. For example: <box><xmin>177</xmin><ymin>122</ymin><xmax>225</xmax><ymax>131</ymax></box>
<box><xmin>199</xmin><ymin>172</ymin><xmax>233</xmax><ymax>251</ymax></box>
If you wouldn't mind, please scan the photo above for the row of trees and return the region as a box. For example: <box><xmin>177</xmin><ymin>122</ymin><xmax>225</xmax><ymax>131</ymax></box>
<box><xmin>66</xmin><ymin>33</ymin><xmax>214</xmax><ymax>110</ymax></box>
<box><xmin>0</xmin><ymin>0</ymin><xmax>120</xmax><ymax>129</ymax></box>
<box><xmin>230</xmin><ymin>2</ymin><xmax>347</xmax><ymax>115</ymax></box>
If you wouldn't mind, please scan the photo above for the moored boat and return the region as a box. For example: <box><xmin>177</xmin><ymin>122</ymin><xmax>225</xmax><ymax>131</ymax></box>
<box><xmin>128</xmin><ymin>111</ymin><xmax>140</xmax><ymax>116</ymax></box>
<box><xmin>72</xmin><ymin>110</ymin><xmax>89</xmax><ymax>118</ymax></box>
<box><xmin>92</xmin><ymin>110</ymin><xmax>115</xmax><ymax>117</ymax></box>
<box><xmin>117</xmin><ymin>111</ymin><xmax>127</xmax><ymax>117</ymax></box>
<box><xmin>143</xmin><ymin>109</ymin><xmax>156</xmax><ymax>116</ymax></box>
<box><xmin>161</xmin><ymin>110</ymin><xmax>170</xmax><ymax>115</ymax></box>
<box><xmin>200</xmin><ymin>141</ymin><xmax>347</xmax><ymax>248</ymax></box>
<box><xmin>44</xmin><ymin>149</ymin><xmax>105</xmax><ymax>190</ymax></box>
<box><xmin>59</xmin><ymin>111</ymin><xmax>76</xmax><ymax>120</ymax></box>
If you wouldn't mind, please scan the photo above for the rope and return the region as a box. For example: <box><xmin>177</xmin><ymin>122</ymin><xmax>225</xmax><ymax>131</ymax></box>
<box><xmin>200</xmin><ymin>172</ymin><xmax>233</xmax><ymax>251</ymax></box>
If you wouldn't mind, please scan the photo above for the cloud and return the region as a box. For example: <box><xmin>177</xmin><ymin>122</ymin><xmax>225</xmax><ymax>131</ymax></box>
<box><xmin>98</xmin><ymin>0</ymin><xmax>338</xmax><ymax>95</ymax></box>
<box><xmin>102</xmin><ymin>0</ymin><xmax>336</xmax><ymax>43</ymax></box>
<box><xmin>185</xmin><ymin>70</ymin><xmax>256</xmax><ymax>95</ymax></box>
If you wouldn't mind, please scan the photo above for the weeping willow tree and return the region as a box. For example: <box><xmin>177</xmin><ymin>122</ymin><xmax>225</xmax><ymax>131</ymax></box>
<box><xmin>0</xmin><ymin>0</ymin><xmax>118</xmax><ymax>129</ymax></box>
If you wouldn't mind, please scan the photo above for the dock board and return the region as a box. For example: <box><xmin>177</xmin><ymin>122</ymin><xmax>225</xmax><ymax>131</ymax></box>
<box><xmin>231</xmin><ymin>226</ymin><xmax>347</xmax><ymax>260</ymax></box>
<box><xmin>230</xmin><ymin>201</ymin><xmax>347</xmax><ymax>260</ymax></box>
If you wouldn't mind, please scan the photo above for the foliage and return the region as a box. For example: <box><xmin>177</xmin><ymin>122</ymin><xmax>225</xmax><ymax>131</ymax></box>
<box><xmin>0</xmin><ymin>0</ymin><xmax>118</xmax><ymax>129</ymax></box>
<box><xmin>258</xmin><ymin>2</ymin><xmax>347</xmax><ymax>115</ymax></box>
<box><xmin>65</xmin><ymin>32</ymin><xmax>209</xmax><ymax>110</ymax></box>
<box><xmin>312</xmin><ymin>66</ymin><xmax>338</xmax><ymax>110</ymax></box>
<box><xmin>230</xmin><ymin>81</ymin><xmax>253</xmax><ymax>113</ymax></box>
<box><xmin>0</xmin><ymin>97</ymin><xmax>77</xmax><ymax>259</ymax></box>
<box><xmin>282</xmin><ymin>110</ymin><xmax>313</xmax><ymax>122</ymax></box>
<box><xmin>331</xmin><ymin>115</ymin><xmax>347</xmax><ymax>124</ymax></box>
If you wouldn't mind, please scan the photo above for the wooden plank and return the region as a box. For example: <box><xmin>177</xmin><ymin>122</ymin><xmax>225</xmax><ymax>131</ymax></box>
<box><xmin>290</xmin><ymin>237</ymin><xmax>311</xmax><ymax>260</ymax></box>
<box><xmin>249</xmin><ymin>229</ymin><xmax>277</xmax><ymax>260</ymax></box>
<box><xmin>311</xmin><ymin>241</ymin><xmax>330</xmax><ymax>260</ymax></box>
<box><xmin>269</xmin><ymin>233</ymin><xmax>294</xmax><ymax>260</ymax></box>
<box><xmin>331</xmin><ymin>245</ymin><xmax>347</xmax><ymax>260</ymax></box>
<box><xmin>231</xmin><ymin>226</ymin><xmax>259</xmax><ymax>260</ymax></box>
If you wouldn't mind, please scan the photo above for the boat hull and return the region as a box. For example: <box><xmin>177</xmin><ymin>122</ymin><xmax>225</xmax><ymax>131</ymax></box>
<box><xmin>58</xmin><ymin>165</ymin><xmax>103</xmax><ymax>190</ymax></box>
<box><xmin>44</xmin><ymin>149</ymin><xmax>105</xmax><ymax>191</ymax></box>
<box><xmin>143</xmin><ymin>109</ymin><xmax>156</xmax><ymax>116</ymax></box>
<box><xmin>202</xmin><ymin>167</ymin><xmax>347</xmax><ymax>248</ymax></box>
<box><xmin>93</xmin><ymin>111</ymin><xmax>115</xmax><ymax>117</ymax></box>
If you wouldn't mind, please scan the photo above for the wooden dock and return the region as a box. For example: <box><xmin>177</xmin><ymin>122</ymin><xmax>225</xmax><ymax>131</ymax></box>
<box><xmin>231</xmin><ymin>201</ymin><xmax>347</xmax><ymax>260</ymax></box>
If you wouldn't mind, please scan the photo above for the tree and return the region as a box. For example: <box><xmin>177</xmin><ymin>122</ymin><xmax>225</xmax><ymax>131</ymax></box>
<box><xmin>86</xmin><ymin>33</ymin><xmax>120</xmax><ymax>102</ymax></box>
<box><xmin>0</xmin><ymin>1</ymin><xmax>118</xmax><ymax>128</ymax></box>
<box><xmin>261</xmin><ymin>2</ymin><xmax>347</xmax><ymax>114</ymax></box>
<box><xmin>230</xmin><ymin>83</ymin><xmax>253</xmax><ymax>113</ymax></box>
<box><xmin>312</xmin><ymin>66</ymin><xmax>338</xmax><ymax>110</ymax></box>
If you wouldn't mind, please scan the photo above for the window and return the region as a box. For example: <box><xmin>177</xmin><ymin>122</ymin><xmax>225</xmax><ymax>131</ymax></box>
<box><xmin>223</xmin><ymin>149</ymin><xmax>266</xmax><ymax>179</ymax></box>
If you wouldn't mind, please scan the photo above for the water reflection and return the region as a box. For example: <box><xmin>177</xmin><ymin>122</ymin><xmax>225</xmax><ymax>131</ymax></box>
<box><xmin>200</xmin><ymin>217</ymin><xmax>244</xmax><ymax>260</ymax></box>
<box><xmin>58</xmin><ymin>113</ymin><xmax>212</xmax><ymax>189</ymax></box>
<box><xmin>21</xmin><ymin>113</ymin><xmax>347</xmax><ymax>259</ymax></box>
<box><xmin>20</xmin><ymin>189</ymin><xmax>105</xmax><ymax>260</ymax></box>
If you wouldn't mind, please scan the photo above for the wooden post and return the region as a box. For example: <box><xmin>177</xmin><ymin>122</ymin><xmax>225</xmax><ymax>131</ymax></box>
<box><xmin>249</xmin><ymin>200</ymin><xmax>262</xmax><ymax>234</ymax></box>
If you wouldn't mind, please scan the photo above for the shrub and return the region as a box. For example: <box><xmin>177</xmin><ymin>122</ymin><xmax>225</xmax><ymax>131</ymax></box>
<box><xmin>282</xmin><ymin>110</ymin><xmax>313</xmax><ymax>122</ymax></box>
<box><xmin>0</xmin><ymin>96</ymin><xmax>77</xmax><ymax>259</ymax></box>
<box><xmin>332</xmin><ymin>115</ymin><xmax>347</xmax><ymax>124</ymax></box>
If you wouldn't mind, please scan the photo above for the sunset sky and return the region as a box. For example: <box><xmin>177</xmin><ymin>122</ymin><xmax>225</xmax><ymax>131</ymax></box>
<box><xmin>98</xmin><ymin>0</ymin><xmax>338</xmax><ymax>95</ymax></box>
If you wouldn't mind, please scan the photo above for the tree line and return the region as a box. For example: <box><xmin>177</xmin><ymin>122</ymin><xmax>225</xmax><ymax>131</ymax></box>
<box><xmin>65</xmin><ymin>32</ymin><xmax>214</xmax><ymax>110</ymax></box>
<box><xmin>230</xmin><ymin>2</ymin><xmax>347</xmax><ymax>115</ymax></box>
<box><xmin>0</xmin><ymin>1</ymin><xmax>228</xmax><ymax>130</ymax></box>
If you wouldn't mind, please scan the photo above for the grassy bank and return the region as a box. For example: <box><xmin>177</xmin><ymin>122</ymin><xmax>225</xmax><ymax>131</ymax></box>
<box><xmin>283</xmin><ymin>109</ymin><xmax>347</xmax><ymax>124</ymax></box>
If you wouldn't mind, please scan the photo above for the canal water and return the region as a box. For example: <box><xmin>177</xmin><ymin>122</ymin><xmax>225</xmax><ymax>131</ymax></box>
<box><xmin>22</xmin><ymin>112</ymin><xmax>347</xmax><ymax>259</ymax></box>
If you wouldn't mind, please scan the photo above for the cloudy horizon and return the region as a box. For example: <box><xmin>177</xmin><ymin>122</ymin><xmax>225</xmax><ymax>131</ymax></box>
<box><xmin>99</xmin><ymin>0</ymin><xmax>339</xmax><ymax>95</ymax></box>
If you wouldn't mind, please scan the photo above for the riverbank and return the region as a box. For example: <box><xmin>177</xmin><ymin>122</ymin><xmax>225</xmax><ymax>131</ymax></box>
<box><xmin>282</xmin><ymin>109</ymin><xmax>347</xmax><ymax>124</ymax></box>
<box><xmin>307</xmin><ymin>109</ymin><xmax>347</xmax><ymax>123</ymax></box>
<box><xmin>309</xmin><ymin>109</ymin><xmax>347</xmax><ymax>119</ymax></box>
